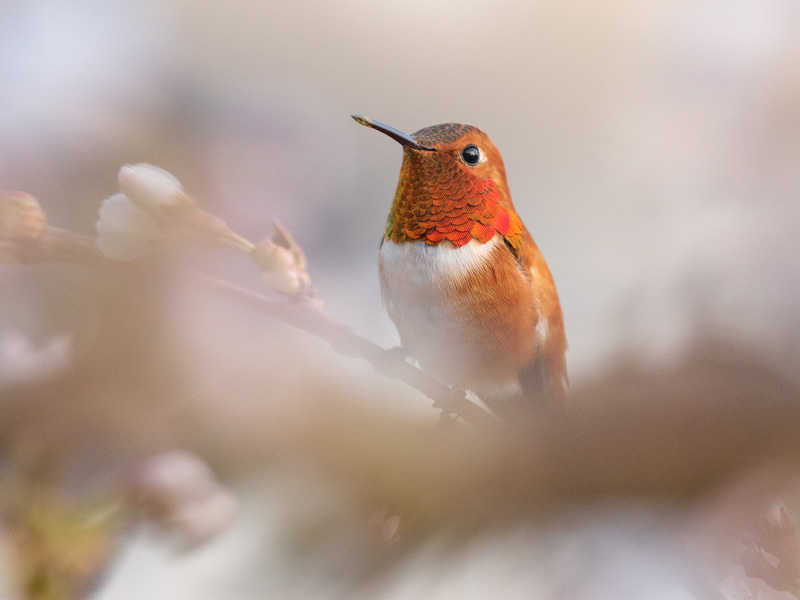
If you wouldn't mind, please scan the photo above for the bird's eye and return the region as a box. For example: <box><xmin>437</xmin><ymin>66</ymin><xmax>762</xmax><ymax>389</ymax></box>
<box><xmin>461</xmin><ymin>144</ymin><xmax>481</xmax><ymax>166</ymax></box>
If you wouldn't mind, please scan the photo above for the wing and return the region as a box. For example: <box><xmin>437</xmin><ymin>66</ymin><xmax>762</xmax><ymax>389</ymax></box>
<box><xmin>508</xmin><ymin>226</ymin><xmax>569</xmax><ymax>408</ymax></box>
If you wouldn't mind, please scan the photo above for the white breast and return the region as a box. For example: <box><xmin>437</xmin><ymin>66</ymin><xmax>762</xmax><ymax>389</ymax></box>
<box><xmin>379</xmin><ymin>236</ymin><xmax>499</xmax><ymax>287</ymax></box>
<box><xmin>378</xmin><ymin>236</ymin><xmax>502</xmax><ymax>385</ymax></box>
<box><xmin>378</xmin><ymin>236</ymin><xmax>499</xmax><ymax>313</ymax></box>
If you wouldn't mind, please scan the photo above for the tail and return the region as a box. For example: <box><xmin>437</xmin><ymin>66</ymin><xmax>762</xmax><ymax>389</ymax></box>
<box><xmin>519</xmin><ymin>351</ymin><xmax>568</xmax><ymax>408</ymax></box>
<box><xmin>478</xmin><ymin>353</ymin><xmax>567</xmax><ymax>424</ymax></box>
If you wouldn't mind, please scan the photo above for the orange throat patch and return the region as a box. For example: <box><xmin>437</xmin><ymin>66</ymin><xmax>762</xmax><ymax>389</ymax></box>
<box><xmin>385</xmin><ymin>152</ymin><xmax>523</xmax><ymax>250</ymax></box>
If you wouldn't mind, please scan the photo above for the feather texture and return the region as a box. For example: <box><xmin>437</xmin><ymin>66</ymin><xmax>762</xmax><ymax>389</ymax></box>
<box><xmin>375</xmin><ymin>121</ymin><xmax>567</xmax><ymax>418</ymax></box>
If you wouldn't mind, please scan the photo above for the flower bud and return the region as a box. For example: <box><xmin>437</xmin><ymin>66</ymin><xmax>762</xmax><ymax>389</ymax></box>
<box><xmin>117</xmin><ymin>164</ymin><xmax>196</xmax><ymax>220</ymax></box>
<box><xmin>95</xmin><ymin>193</ymin><xmax>163</xmax><ymax>260</ymax></box>
<box><xmin>251</xmin><ymin>239</ymin><xmax>302</xmax><ymax>294</ymax></box>
<box><xmin>0</xmin><ymin>191</ymin><xmax>47</xmax><ymax>262</ymax></box>
<box><xmin>114</xmin><ymin>164</ymin><xmax>251</xmax><ymax>252</ymax></box>
<box><xmin>250</xmin><ymin>222</ymin><xmax>310</xmax><ymax>295</ymax></box>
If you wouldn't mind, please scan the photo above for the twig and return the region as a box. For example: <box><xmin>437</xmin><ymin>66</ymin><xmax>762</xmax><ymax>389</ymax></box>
<box><xmin>195</xmin><ymin>275</ymin><xmax>499</xmax><ymax>430</ymax></box>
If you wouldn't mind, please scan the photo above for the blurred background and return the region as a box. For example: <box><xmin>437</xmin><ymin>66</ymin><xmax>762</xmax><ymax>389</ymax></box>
<box><xmin>1</xmin><ymin>0</ymin><xmax>799</xmax><ymax>598</ymax></box>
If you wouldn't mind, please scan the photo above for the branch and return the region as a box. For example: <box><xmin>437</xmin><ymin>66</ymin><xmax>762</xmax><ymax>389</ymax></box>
<box><xmin>194</xmin><ymin>275</ymin><xmax>499</xmax><ymax>430</ymax></box>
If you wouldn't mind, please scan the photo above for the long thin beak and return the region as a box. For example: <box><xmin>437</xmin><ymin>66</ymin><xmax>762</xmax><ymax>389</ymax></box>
<box><xmin>351</xmin><ymin>115</ymin><xmax>434</xmax><ymax>151</ymax></box>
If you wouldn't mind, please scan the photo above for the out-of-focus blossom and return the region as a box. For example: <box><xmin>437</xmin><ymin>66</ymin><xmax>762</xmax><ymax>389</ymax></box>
<box><xmin>0</xmin><ymin>191</ymin><xmax>46</xmax><ymax>241</ymax></box>
<box><xmin>127</xmin><ymin>451</ymin><xmax>237</xmax><ymax>549</ymax></box>
<box><xmin>0</xmin><ymin>191</ymin><xmax>47</xmax><ymax>263</ymax></box>
<box><xmin>0</xmin><ymin>332</ymin><xmax>71</xmax><ymax>385</ymax></box>
<box><xmin>7</xmin><ymin>489</ymin><xmax>122</xmax><ymax>600</ymax></box>
<box><xmin>95</xmin><ymin>193</ymin><xmax>163</xmax><ymax>260</ymax></box>
<box><xmin>118</xmin><ymin>164</ymin><xmax>251</xmax><ymax>253</ymax></box>
<box><xmin>251</xmin><ymin>240</ymin><xmax>302</xmax><ymax>294</ymax></box>
<box><xmin>117</xmin><ymin>164</ymin><xmax>196</xmax><ymax>222</ymax></box>
<box><xmin>95</xmin><ymin>164</ymin><xmax>253</xmax><ymax>260</ymax></box>
<box><xmin>251</xmin><ymin>221</ymin><xmax>310</xmax><ymax>295</ymax></box>
<box><xmin>735</xmin><ymin>500</ymin><xmax>800</xmax><ymax>596</ymax></box>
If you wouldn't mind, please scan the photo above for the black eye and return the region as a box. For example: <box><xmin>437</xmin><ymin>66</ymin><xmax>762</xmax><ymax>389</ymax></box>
<box><xmin>461</xmin><ymin>144</ymin><xmax>480</xmax><ymax>165</ymax></box>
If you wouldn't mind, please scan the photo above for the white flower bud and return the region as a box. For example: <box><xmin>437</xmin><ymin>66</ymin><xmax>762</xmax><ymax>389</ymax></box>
<box><xmin>250</xmin><ymin>222</ymin><xmax>310</xmax><ymax>295</ymax></box>
<box><xmin>251</xmin><ymin>239</ymin><xmax>303</xmax><ymax>294</ymax></box>
<box><xmin>96</xmin><ymin>163</ymin><xmax>256</xmax><ymax>259</ymax></box>
<box><xmin>117</xmin><ymin>164</ymin><xmax>193</xmax><ymax>220</ymax></box>
<box><xmin>95</xmin><ymin>193</ymin><xmax>162</xmax><ymax>260</ymax></box>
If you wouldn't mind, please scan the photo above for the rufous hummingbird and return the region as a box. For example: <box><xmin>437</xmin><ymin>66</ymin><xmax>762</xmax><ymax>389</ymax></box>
<box><xmin>352</xmin><ymin>115</ymin><xmax>567</xmax><ymax>420</ymax></box>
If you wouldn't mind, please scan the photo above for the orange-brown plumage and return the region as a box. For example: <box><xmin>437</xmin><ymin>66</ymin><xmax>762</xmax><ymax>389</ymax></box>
<box><xmin>353</xmin><ymin>116</ymin><xmax>567</xmax><ymax>419</ymax></box>
<box><xmin>385</xmin><ymin>125</ymin><xmax>524</xmax><ymax>251</ymax></box>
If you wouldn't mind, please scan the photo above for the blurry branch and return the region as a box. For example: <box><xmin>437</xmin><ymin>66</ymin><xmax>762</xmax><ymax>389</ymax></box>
<box><xmin>197</xmin><ymin>276</ymin><xmax>498</xmax><ymax>429</ymax></box>
<box><xmin>0</xmin><ymin>175</ymin><xmax>497</xmax><ymax>430</ymax></box>
<box><xmin>288</xmin><ymin>348</ymin><xmax>800</xmax><ymax>532</ymax></box>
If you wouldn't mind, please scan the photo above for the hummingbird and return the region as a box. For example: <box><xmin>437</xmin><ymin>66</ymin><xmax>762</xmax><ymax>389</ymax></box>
<box><xmin>352</xmin><ymin>115</ymin><xmax>567</xmax><ymax>420</ymax></box>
